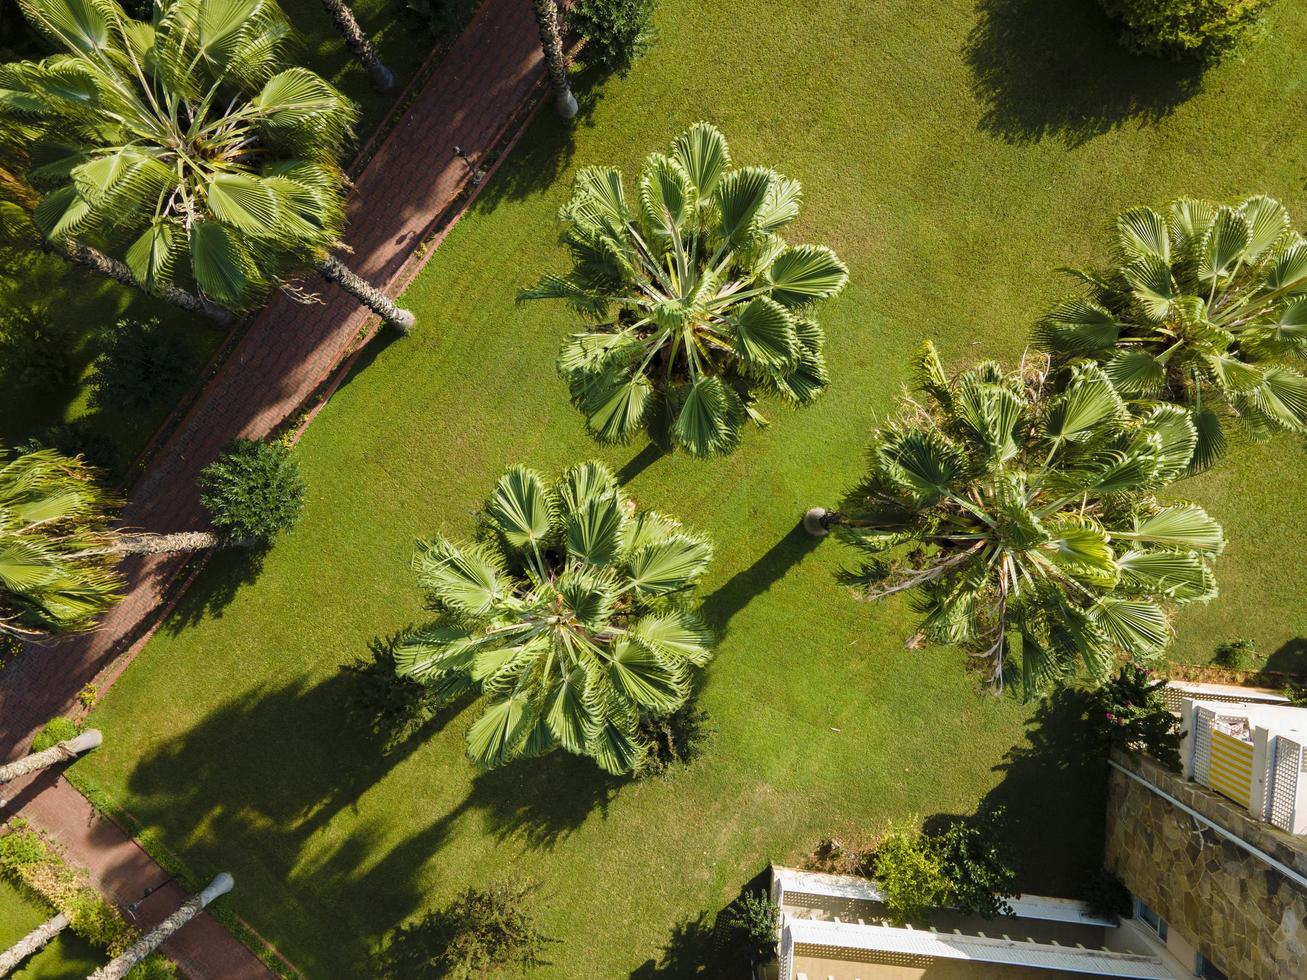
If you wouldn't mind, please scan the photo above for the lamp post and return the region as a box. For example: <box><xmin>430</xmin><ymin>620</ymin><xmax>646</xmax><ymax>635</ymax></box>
<box><xmin>453</xmin><ymin>145</ymin><xmax>484</xmax><ymax>185</ymax></box>
<box><xmin>89</xmin><ymin>874</ymin><xmax>233</xmax><ymax>980</ymax></box>
<box><xmin>125</xmin><ymin>875</ymin><xmax>175</xmax><ymax>921</ymax></box>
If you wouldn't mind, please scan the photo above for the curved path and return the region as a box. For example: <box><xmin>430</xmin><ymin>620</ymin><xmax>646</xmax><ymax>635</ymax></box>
<box><xmin>0</xmin><ymin>0</ymin><xmax>547</xmax><ymax>974</ymax></box>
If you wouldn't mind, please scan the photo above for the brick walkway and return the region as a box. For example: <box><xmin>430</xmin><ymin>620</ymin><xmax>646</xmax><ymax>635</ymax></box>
<box><xmin>0</xmin><ymin>0</ymin><xmax>546</xmax><ymax>974</ymax></box>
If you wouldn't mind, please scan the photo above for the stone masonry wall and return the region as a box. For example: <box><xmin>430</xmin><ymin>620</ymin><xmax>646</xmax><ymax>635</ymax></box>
<box><xmin>1105</xmin><ymin>749</ymin><xmax>1307</xmax><ymax>980</ymax></box>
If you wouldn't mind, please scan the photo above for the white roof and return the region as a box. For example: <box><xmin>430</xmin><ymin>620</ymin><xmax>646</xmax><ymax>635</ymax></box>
<box><xmin>785</xmin><ymin>917</ymin><xmax>1177</xmax><ymax>978</ymax></box>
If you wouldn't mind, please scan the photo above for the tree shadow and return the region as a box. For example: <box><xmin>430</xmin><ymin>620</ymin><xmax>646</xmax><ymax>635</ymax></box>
<box><xmin>617</xmin><ymin>441</ymin><xmax>666</xmax><ymax>485</ymax></box>
<box><xmin>700</xmin><ymin>522</ymin><xmax>822</xmax><ymax>637</ymax></box>
<box><xmin>323</xmin><ymin>323</ymin><xmax>403</xmax><ymax>403</ymax></box>
<box><xmin>470</xmin><ymin>68</ymin><xmax>605</xmax><ymax>214</ymax></box>
<box><xmin>628</xmin><ymin>868</ymin><xmax>769</xmax><ymax>979</ymax></box>
<box><xmin>159</xmin><ymin>545</ymin><xmax>267</xmax><ymax>635</ymax></box>
<box><xmin>1265</xmin><ymin>638</ymin><xmax>1307</xmax><ymax>676</ymax></box>
<box><xmin>923</xmin><ymin>686</ymin><xmax>1109</xmax><ymax>897</ymax></box>
<box><xmin>964</xmin><ymin>0</ymin><xmax>1205</xmax><ymax>147</ymax></box>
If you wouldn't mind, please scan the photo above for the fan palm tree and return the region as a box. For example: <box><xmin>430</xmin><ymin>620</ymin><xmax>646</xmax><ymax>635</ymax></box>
<box><xmin>395</xmin><ymin>460</ymin><xmax>714</xmax><ymax>774</ymax></box>
<box><xmin>1037</xmin><ymin>195</ymin><xmax>1307</xmax><ymax>471</ymax></box>
<box><xmin>318</xmin><ymin>0</ymin><xmax>394</xmax><ymax>92</ymax></box>
<box><xmin>530</xmin><ymin>0</ymin><xmax>576</xmax><ymax>119</ymax></box>
<box><xmin>521</xmin><ymin>122</ymin><xmax>848</xmax><ymax>457</ymax></box>
<box><xmin>807</xmin><ymin>342</ymin><xmax>1224</xmax><ymax>696</ymax></box>
<box><xmin>0</xmin><ymin>0</ymin><xmax>414</xmax><ymax>331</ymax></box>
<box><xmin>1</xmin><ymin>444</ymin><xmax>261</xmax><ymax>639</ymax></box>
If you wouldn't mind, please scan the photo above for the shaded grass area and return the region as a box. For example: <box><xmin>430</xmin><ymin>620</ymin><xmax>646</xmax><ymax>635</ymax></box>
<box><xmin>74</xmin><ymin>0</ymin><xmax>1307</xmax><ymax>976</ymax></box>
<box><xmin>0</xmin><ymin>880</ymin><xmax>100</xmax><ymax>979</ymax></box>
<box><xmin>0</xmin><ymin>0</ymin><xmax>476</xmax><ymax>468</ymax></box>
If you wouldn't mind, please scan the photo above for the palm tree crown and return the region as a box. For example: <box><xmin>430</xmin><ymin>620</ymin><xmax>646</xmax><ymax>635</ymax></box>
<box><xmin>395</xmin><ymin>461</ymin><xmax>714</xmax><ymax>774</ymax></box>
<box><xmin>1037</xmin><ymin>195</ymin><xmax>1307</xmax><ymax>471</ymax></box>
<box><xmin>832</xmin><ymin>343</ymin><xmax>1224</xmax><ymax>695</ymax></box>
<box><xmin>521</xmin><ymin>122</ymin><xmax>849</xmax><ymax>457</ymax></box>
<box><xmin>1</xmin><ymin>0</ymin><xmax>357</xmax><ymax>311</ymax></box>
<box><xmin>0</xmin><ymin>446</ymin><xmax>122</xmax><ymax>639</ymax></box>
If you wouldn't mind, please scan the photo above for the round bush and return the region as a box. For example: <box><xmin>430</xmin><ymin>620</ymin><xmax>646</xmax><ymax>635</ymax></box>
<box><xmin>28</xmin><ymin>421</ymin><xmax>121</xmax><ymax>476</ymax></box>
<box><xmin>198</xmin><ymin>439</ymin><xmax>305</xmax><ymax>542</ymax></box>
<box><xmin>570</xmin><ymin>0</ymin><xmax>656</xmax><ymax>76</ymax></box>
<box><xmin>31</xmin><ymin>716</ymin><xmax>79</xmax><ymax>752</ymax></box>
<box><xmin>88</xmin><ymin>317</ymin><xmax>195</xmax><ymax>415</ymax></box>
<box><xmin>1098</xmin><ymin>0</ymin><xmax>1274</xmax><ymax>61</ymax></box>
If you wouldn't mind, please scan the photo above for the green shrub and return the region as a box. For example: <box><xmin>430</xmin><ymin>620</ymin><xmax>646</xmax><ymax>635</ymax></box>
<box><xmin>0</xmin><ymin>306</ymin><xmax>74</xmax><ymax>390</ymax></box>
<box><xmin>376</xmin><ymin>880</ymin><xmax>551</xmax><ymax>979</ymax></box>
<box><xmin>1214</xmin><ymin>638</ymin><xmax>1258</xmax><ymax>671</ymax></box>
<box><xmin>932</xmin><ymin>813</ymin><xmax>1016</xmax><ymax>919</ymax></box>
<box><xmin>1283</xmin><ymin>681</ymin><xmax>1307</xmax><ymax>707</ymax></box>
<box><xmin>198</xmin><ymin>439</ymin><xmax>305</xmax><ymax>542</ymax></box>
<box><xmin>31</xmin><ymin>716</ymin><xmax>79</xmax><ymax>752</ymax></box>
<box><xmin>27</xmin><ymin>421</ymin><xmax>121</xmax><ymax>476</ymax></box>
<box><xmin>719</xmin><ymin>891</ymin><xmax>780</xmax><ymax>965</ymax></box>
<box><xmin>87</xmin><ymin>318</ymin><xmax>195</xmax><ymax>416</ymax></box>
<box><xmin>870</xmin><ymin>829</ymin><xmax>951</xmax><ymax>925</ymax></box>
<box><xmin>570</xmin><ymin>0</ymin><xmax>655</xmax><ymax>76</ymax></box>
<box><xmin>1098</xmin><ymin>0</ymin><xmax>1274</xmax><ymax>61</ymax></box>
<box><xmin>636</xmin><ymin>704</ymin><xmax>711</xmax><ymax>777</ymax></box>
<box><xmin>0</xmin><ymin>826</ymin><xmax>47</xmax><ymax>868</ymax></box>
<box><xmin>1095</xmin><ymin>664</ymin><xmax>1181</xmax><ymax>769</ymax></box>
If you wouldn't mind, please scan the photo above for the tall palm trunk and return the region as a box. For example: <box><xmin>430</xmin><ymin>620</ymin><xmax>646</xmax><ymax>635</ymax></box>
<box><xmin>54</xmin><ymin>239</ymin><xmax>233</xmax><ymax>328</ymax></box>
<box><xmin>530</xmin><ymin>0</ymin><xmax>577</xmax><ymax>120</ymax></box>
<box><xmin>89</xmin><ymin>875</ymin><xmax>233</xmax><ymax>980</ymax></box>
<box><xmin>0</xmin><ymin>730</ymin><xmax>101</xmax><ymax>805</ymax></box>
<box><xmin>0</xmin><ymin>913</ymin><xmax>70</xmax><ymax>976</ymax></box>
<box><xmin>319</xmin><ymin>0</ymin><xmax>395</xmax><ymax>92</ymax></box>
<box><xmin>107</xmin><ymin>531</ymin><xmax>231</xmax><ymax>555</ymax></box>
<box><xmin>315</xmin><ymin>255</ymin><xmax>415</xmax><ymax>333</ymax></box>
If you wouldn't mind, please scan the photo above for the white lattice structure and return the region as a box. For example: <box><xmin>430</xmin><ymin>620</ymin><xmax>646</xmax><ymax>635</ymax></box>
<box><xmin>1180</xmin><ymin>698</ymin><xmax>1307</xmax><ymax>834</ymax></box>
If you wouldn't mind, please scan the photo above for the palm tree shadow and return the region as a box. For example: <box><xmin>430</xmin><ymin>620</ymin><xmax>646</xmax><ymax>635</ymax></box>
<box><xmin>965</xmin><ymin>0</ymin><xmax>1206</xmax><ymax>147</ymax></box>
<box><xmin>628</xmin><ymin>868</ymin><xmax>769</xmax><ymax>979</ymax></box>
<box><xmin>922</xmin><ymin>686</ymin><xmax>1110</xmax><ymax>896</ymax></box>
<box><xmin>159</xmin><ymin>544</ymin><xmax>267</xmax><ymax>635</ymax></box>
<box><xmin>1266</xmin><ymin>638</ymin><xmax>1307</xmax><ymax>675</ymax></box>
<box><xmin>700</xmin><ymin>522</ymin><xmax>821</xmax><ymax>637</ymax></box>
<box><xmin>617</xmin><ymin>441</ymin><xmax>666</xmax><ymax>484</ymax></box>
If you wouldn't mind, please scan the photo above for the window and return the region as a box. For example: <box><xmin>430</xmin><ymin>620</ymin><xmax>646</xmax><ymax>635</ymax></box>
<box><xmin>1195</xmin><ymin>952</ymin><xmax>1228</xmax><ymax>979</ymax></box>
<box><xmin>1136</xmin><ymin>898</ymin><xmax>1168</xmax><ymax>941</ymax></box>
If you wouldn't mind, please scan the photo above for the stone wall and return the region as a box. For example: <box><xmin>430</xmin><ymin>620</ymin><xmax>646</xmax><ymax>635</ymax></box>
<box><xmin>1105</xmin><ymin>749</ymin><xmax>1307</xmax><ymax>980</ymax></box>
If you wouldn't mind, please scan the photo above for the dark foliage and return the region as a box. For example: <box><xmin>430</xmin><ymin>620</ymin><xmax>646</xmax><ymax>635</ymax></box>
<box><xmin>375</xmin><ymin>880</ymin><xmax>552</xmax><ymax>979</ymax></box>
<box><xmin>1098</xmin><ymin>0</ymin><xmax>1273</xmax><ymax>61</ymax></box>
<box><xmin>402</xmin><ymin>0</ymin><xmax>454</xmax><ymax>36</ymax></box>
<box><xmin>1214</xmin><ymin>638</ymin><xmax>1258</xmax><ymax>671</ymax></box>
<box><xmin>932</xmin><ymin>810</ymin><xmax>1017</xmax><ymax>919</ymax></box>
<box><xmin>569</xmin><ymin>0</ymin><xmax>655</xmax><ymax>76</ymax></box>
<box><xmin>87</xmin><ymin>317</ymin><xmax>194</xmax><ymax>415</ymax></box>
<box><xmin>1094</xmin><ymin>664</ymin><xmax>1181</xmax><ymax>769</ymax></box>
<box><xmin>343</xmin><ymin>633</ymin><xmax>449</xmax><ymax>750</ymax></box>
<box><xmin>717</xmin><ymin>891</ymin><xmax>779</xmax><ymax>966</ymax></box>
<box><xmin>635</xmin><ymin>704</ymin><xmax>711</xmax><ymax>777</ymax></box>
<box><xmin>198</xmin><ymin>438</ymin><xmax>305</xmax><ymax>541</ymax></box>
<box><xmin>0</xmin><ymin>306</ymin><xmax>74</xmax><ymax>390</ymax></box>
<box><xmin>1082</xmin><ymin>868</ymin><xmax>1133</xmax><ymax>919</ymax></box>
<box><xmin>26</xmin><ymin>421</ymin><xmax>121</xmax><ymax>476</ymax></box>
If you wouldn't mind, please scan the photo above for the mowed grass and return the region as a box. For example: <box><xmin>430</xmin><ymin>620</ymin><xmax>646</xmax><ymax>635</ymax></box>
<box><xmin>0</xmin><ymin>881</ymin><xmax>100</xmax><ymax>979</ymax></box>
<box><xmin>75</xmin><ymin>0</ymin><xmax>1307</xmax><ymax>975</ymax></box>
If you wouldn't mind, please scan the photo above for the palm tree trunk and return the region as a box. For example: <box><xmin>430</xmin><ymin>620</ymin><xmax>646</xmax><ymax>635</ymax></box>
<box><xmin>88</xmin><ymin>875</ymin><xmax>233</xmax><ymax>980</ymax></box>
<box><xmin>314</xmin><ymin>255</ymin><xmax>415</xmax><ymax>334</ymax></box>
<box><xmin>530</xmin><ymin>0</ymin><xmax>578</xmax><ymax>120</ymax></box>
<box><xmin>0</xmin><ymin>913</ymin><xmax>70</xmax><ymax>976</ymax></box>
<box><xmin>53</xmin><ymin>239</ymin><xmax>233</xmax><ymax>328</ymax></box>
<box><xmin>319</xmin><ymin>0</ymin><xmax>395</xmax><ymax>92</ymax></box>
<box><xmin>0</xmin><ymin>731</ymin><xmax>101</xmax><ymax>788</ymax></box>
<box><xmin>107</xmin><ymin>531</ymin><xmax>228</xmax><ymax>555</ymax></box>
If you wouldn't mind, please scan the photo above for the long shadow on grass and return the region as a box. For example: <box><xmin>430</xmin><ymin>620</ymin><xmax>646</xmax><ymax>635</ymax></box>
<box><xmin>923</xmin><ymin>686</ymin><xmax>1109</xmax><ymax>897</ymax></box>
<box><xmin>700</xmin><ymin>521</ymin><xmax>821</xmax><ymax>637</ymax></box>
<box><xmin>159</xmin><ymin>546</ymin><xmax>266</xmax><ymax>635</ymax></box>
<box><xmin>965</xmin><ymin>0</ymin><xmax>1204</xmax><ymax>147</ymax></box>
<box><xmin>1266</xmin><ymin>638</ymin><xmax>1307</xmax><ymax>676</ymax></box>
<box><xmin>629</xmin><ymin>868</ymin><xmax>769</xmax><ymax>979</ymax></box>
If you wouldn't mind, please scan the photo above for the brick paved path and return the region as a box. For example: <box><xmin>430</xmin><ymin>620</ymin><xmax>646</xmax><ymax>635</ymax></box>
<box><xmin>0</xmin><ymin>0</ymin><xmax>546</xmax><ymax>974</ymax></box>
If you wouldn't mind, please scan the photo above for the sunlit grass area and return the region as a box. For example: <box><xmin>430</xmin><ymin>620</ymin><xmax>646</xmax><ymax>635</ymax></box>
<box><xmin>73</xmin><ymin>0</ymin><xmax>1307</xmax><ymax>976</ymax></box>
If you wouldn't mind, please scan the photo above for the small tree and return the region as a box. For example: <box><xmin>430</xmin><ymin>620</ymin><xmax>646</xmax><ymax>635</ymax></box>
<box><xmin>932</xmin><ymin>813</ymin><xmax>1016</xmax><ymax>919</ymax></box>
<box><xmin>1037</xmin><ymin>196</ymin><xmax>1307</xmax><ymax>471</ymax></box>
<box><xmin>522</xmin><ymin>122</ymin><xmax>848</xmax><ymax>457</ymax></box>
<box><xmin>198</xmin><ymin>439</ymin><xmax>305</xmax><ymax>542</ymax></box>
<box><xmin>1095</xmin><ymin>663</ymin><xmax>1182</xmax><ymax>769</ymax></box>
<box><xmin>376</xmin><ymin>880</ymin><xmax>551</xmax><ymax>979</ymax></box>
<box><xmin>1098</xmin><ymin>0</ymin><xmax>1275</xmax><ymax>61</ymax></box>
<box><xmin>812</xmin><ymin>343</ymin><xmax>1225</xmax><ymax>695</ymax></box>
<box><xmin>569</xmin><ymin>0</ymin><xmax>656</xmax><ymax>77</ymax></box>
<box><xmin>870</xmin><ymin>829</ymin><xmax>951</xmax><ymax>925</ymax></box>
<box><xmin>719</xmin><ymin>891</ymin><xmax>780</xmax><ymax>966</ymax></box>
<box><xmin>88</xmin><ymin>319</ymin><xmax>195</xmax><ymax>415</ymax></box>
<box><xmin>1213</xmin><ymin>637</ymin><xmax>1257</xmax><ymax>670</ymax></box>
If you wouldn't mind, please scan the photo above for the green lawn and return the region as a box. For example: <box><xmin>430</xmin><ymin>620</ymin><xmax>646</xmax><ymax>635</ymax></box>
<box><xmin>0</xmin><ymin>0</ymin><xmax>476</xmax><ymax>469</ymax></box>
<box><xmin>74</xmin><ymin>0</ymin><xmax>1307</xmax><ymax>976</ymax></box>
<box><xmin>0</xmin><ymin>881</ymin><xmax>100</xmax><ymax>979</ymax></box>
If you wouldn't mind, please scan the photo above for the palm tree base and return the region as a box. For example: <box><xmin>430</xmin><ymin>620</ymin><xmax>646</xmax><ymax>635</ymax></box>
<box><xmin>555</xmin><ymin>87</ymin><xmax>578</xmax><ymax>120</ymax></box>
<box><xmin>803</xmin><ymin>507</ymin><xmax>832</xmax><ymax>537</ymax></box>
<box><xmin>369</xmin><ymin>62</ymin><xmax>395</xmax><ymax>92</ymax></box>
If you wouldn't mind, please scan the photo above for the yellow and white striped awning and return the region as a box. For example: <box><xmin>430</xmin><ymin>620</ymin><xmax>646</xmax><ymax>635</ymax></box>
<box><xmin>1208</xmin><ymin>727</ymin><xmax>1254</xmax><ymax>808</ymax></box>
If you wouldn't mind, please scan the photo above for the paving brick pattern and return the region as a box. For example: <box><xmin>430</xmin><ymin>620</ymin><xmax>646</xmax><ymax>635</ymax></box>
<box><xmin>0</xmin><ymin>1</ymin><xmax>546</xmax><ymax>974</ymax></box>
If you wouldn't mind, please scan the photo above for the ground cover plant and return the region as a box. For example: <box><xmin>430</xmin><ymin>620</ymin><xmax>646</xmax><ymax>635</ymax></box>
<box><xmin>71</xmin><ymin>0</ymin><xmax>1307</xmax><ymax>976</ymax></box>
